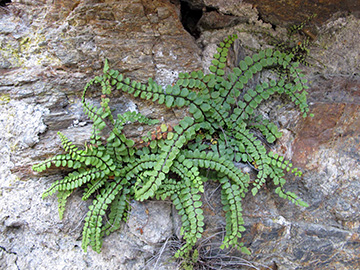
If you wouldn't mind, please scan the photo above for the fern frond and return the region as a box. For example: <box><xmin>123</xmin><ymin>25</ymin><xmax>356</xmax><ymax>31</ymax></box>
<box><xmin>82</xmin><ymin>177</ymin><xmax>108</xmax><ymax>201</ymax></box>
<box><xmin>209</xmin><ymin>34</ymin><xmax>237</xmax><ymax>77</ymax></box>
<box><xmin>270</xmin><ymin>165</ymin><xmax>308</xmax><ymax>207</ymax></box>
<box><xmin>268</xmin><ymin>151</ymin><xmax>302</xmax><ymax>176</ymax></box>
<box><xmin>183</xmin><ymin>149</ymin><xmax>250</xmax><ymax>191</ymax></box>
<box><xmin>134</xmin><ymin>119</ymin><xmax>200</xmax><ymax>201</ymax></box>
<box><xmin>232</xmin><ymin>125</ymin><xmax>273</xmax><ymax>196</ymax></box>
<box><xmin>172</xmin><ymin>186</ymin><xmax>204</xmax><ymax>258</ymax></box>
<box><xmin>82</xmin><ymin>178</ymin><xmax>125</xmax><ymax>253</ymax></box>
<box><xmin>58</xmin><ymin>132</ymin><xmax>80</xmax><ymax>155</ymax></box>
<box><xmin>219</xmin><ymin>177</ymin><xmax>247</xmax><ymax>252</ymax></box>
<box><xmin>42</xmin><ymin>168</ymin><xmax>106</xmax><ymax>199</ymax></box>
<box><xmin>172</xmin><ymin>160</ymin><xmax>204</xmax><ymax>192</ymax></box>
<box><xmin>82</xmin><ymin>101</ymin><xmax>113</xmax><ymax>133</ymax></box>
<box><xmin>175</xmin><ymin>70</ymin><xmax>206</xmax><ymax>92</ymax></box>
<box><xmin>57</xmin><ymin>190</ymin><xmax>73</xmax><ymax>220</ymax></box>
<box><xmin>154</xmin><ymin>177</ymin><xmax>181</xmax><ymax>200</ymax></box>
<box><xmin>102</xmin><ymin>187</ymin><xmax>131</xmax><ymax>235</ymax></box>
<box><xmin>250</xmin><ymin>116</ymin><xmax>283</xmax><ymax>144</ymax></box>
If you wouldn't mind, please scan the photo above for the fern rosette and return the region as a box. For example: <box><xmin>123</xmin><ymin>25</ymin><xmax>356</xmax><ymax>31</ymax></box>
<box><xmin>33</xmin><ymin>34</ymin><xmax>310</xmax><ymax>260</ymax></box>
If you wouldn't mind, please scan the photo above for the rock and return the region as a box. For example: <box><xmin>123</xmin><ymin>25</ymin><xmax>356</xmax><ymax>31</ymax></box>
<box><xmin>0</xmin><ymin>0</ymin><xmax>359</xmax><ymax>269</ymax></box>
<box><xmin>241</xmin><ymin>0</ymin><xmax>360</xmax><ymax>26</ymax></box>
<box><xmin>127</xmin><ymin>200</ymin><xmax>173</xmax><ymax>244</ymax></box>
<box><xmin>0</xmin><ymin>247</ymin><xmax>18</xmax><ymax>270</ymax></box>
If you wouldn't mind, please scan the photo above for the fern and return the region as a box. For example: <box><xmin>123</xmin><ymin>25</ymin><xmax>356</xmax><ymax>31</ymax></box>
<box><xmin>33</xmin><ymin>34</ymin><xmax>311</xmax><ymax>260</ymax></box>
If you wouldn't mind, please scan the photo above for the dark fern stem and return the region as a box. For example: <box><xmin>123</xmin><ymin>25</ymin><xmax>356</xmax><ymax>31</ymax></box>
<box><xmin>33</xmin><ymin>34</ymin><xmax>311</xmax><ymax>261</ymax></box>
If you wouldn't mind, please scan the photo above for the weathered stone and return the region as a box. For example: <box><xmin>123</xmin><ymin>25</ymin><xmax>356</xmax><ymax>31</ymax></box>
<box><xmin>0</xmin><ymin>248</ymin><xmax>18</xmax><ymax>270</ymax></box>
<box><xmin>127</xmin><ymin>200</ymin><xmax>173</xmax><ymax>244</ymax></box>
<box><xmin>1</xmin><ymin>0</ymin><xmax>360</xmax><ymax>269</ymax></box>
<box><xmin>242</xmin><ymin>0</ymin><xmax>360</xmax><ymax>26</ymax></box>
<box><xmin>310</xmin><ymin>15</ymin><xmax>360</xmax><ymax>75</ymax></box>
<box><xmin>198</xmin><ymin>10</ymin><xmax>246</xmax><ymax>31</ymax></box>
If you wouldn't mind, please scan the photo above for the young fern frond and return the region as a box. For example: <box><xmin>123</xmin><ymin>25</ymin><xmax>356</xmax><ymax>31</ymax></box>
<box><xmin>209</xmin><ymin>34</ymin><xmax>237</xmax><ymax>76</ymax></box>
<box><xmin>57</xmin><ymin>190</ymin><xmax>73</xmax><ymax>220</ymax></box>
<box><xmin>33</xmin><ymin>34</ymin><xmax>311</xmax><ymax>262</ymax></box>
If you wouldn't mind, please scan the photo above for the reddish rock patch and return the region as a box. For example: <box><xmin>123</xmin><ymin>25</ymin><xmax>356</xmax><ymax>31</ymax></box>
<box><xmin>243</xmin><ymin>0</ymin><xmax>360</xmax><ymax>26</ymax></box>
<box><xmin>292</xmin><ymin>80</ymin><xmax>360</xmax><ymax>169</ymax></box>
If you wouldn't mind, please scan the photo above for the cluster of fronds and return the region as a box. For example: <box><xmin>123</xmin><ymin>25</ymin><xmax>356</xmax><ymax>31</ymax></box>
<box><xmin>33</xmin><ymin>34</ymin><xmax>310</xmax><ymax>259</ymax></box>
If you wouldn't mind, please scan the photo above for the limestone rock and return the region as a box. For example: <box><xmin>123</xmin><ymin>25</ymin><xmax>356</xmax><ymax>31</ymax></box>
<box><xmin>0</xmin><ymin>0</ymin><xmax>359</xmax><ymax>269</ymax></box>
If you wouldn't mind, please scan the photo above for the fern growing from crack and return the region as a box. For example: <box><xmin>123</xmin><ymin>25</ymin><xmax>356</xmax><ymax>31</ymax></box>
<box><xmin>33</xmin><ymin>34</ymin><xmax>310</xmax><ymax>259</ymax></box>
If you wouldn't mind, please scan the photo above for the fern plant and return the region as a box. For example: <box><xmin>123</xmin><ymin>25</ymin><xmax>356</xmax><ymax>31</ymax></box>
<box><xmin>33</xmin><ymin>34</ymin><xmax>310</xmax><ymax>259</ymax></box>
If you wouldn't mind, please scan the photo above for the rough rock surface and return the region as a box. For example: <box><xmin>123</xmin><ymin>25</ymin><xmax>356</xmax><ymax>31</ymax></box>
<box><xmin>0</xmin><ymin>0</ymin><xmax>359</xmax><ymax>269</ymax></box>
<box><xmin>242</xmin><ymin>0</ymin><xmax>360</xmax><ymax>26</ymax></box>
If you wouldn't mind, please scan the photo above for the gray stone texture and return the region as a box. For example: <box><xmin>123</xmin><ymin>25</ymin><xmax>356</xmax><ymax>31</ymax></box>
<box><xmin>0</xmin><ymin>0</ymin><xmax>359</xmax><ymax>269</ymax></box>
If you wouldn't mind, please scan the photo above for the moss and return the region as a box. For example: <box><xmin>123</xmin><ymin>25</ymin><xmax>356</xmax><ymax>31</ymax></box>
<box><xmin>0</xmin><ymin>94</ymin><xmax>11</xmax><ymax>105</ymax></box>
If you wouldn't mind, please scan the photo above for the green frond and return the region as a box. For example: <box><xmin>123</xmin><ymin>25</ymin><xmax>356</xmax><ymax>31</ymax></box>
<box><xmin>268</xmin><ymin>151</ymin><xmax>302</xmax><ymax>176</ymax></box>
<box><xmin>154</xmin><ymin>177</ymin><xmax>181</xmax><ymax>200</ymax></box>
<box><xmin>209</xmin><ymin>34</ymin><xmax>237</xmax><ymax>77</ymax></box>
<box><xmin>134</xmin><ymin>121</ymin><xmax>200</xmax><ymax>201</ymax></box>
<box><xmin>133</xmin><ymin>170</ymin><xmax>165</xmax><ymax>201</ymax></box>
<box><xmin>172</xmin><ymin>186</ymin><xmax>204</xmax><ymax>258</ymax></box>
<box><xmin>250</xmin><ymin>117</ymin><xmax>283</xmax><ymax>144</ymax></box>
<box><xmin>58</xmin><ymin>132</ymin><xmax>79</xmax><ymax>155</ymax></box>
<box><xmin>219</xmin><ymin>177</ymin><xmax>246</xmax><ymax>250</ymax></box>
<box><xmin>106</xmin><ymin>129</ymin><xmax>137</xmax><ymax>159</ymax></box>
<box><xmin>82</xmin><ymin>177</ymin><xmax>108</xmax><ymax>201</ymax></box>
<box><xmin>116</xmin><ymin>110</ymin><xmax>159</xmax><ymax>127</ymax></box>
<box><xmin>82</xmin><ymin>101</ymin><xmax>113</xmax><ymax>132</ymax></box>
<box><xmin>172</xmin><ymin>160</ymin><xmax>204</xmax><ymax>192</ymax></box>
<box><xmin>32</xmin><ymin>153</ymin><xmax>83</xmax><ymax>173</ymax></box>
<box><xmin>183</xmin><ymin>149</ymin><xmax>250</xmax><ymax>191</ymax></box>
<box><xmin>269</xmin><ymin>161</ymin><xmax>308</xmax><ymax>207</ymax></box>
<box><xmin>102</xmin><ymin>187</ymin><xmax>131</xmax><ymax>235</ymax></box>
<box><xmin>274</xmin><ymin>181</ymin><xmax>309</xmax><ymax>207</ymax></box>
<box><xmin>42</xmin><ymin>168</ymin><xmax>106</xmax><ymax>199</ymax></box>
<box><xmin>82</xmin><ymin>179</ymin><xmax>125</xmax><ymax>253</ymax></box>
<box><xmin>176</xmin><ymin>70</ymin><xmax>206</xmax><ymax>92</ymax></box>
<box><xmin>57</xmin><ymin>190</ymin><xmax>73</xmax><ymax>220</ymax></box>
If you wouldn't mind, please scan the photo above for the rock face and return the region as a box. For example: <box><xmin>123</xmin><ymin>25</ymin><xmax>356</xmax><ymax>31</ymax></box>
<box><xmin>0</xmin><ymin>0</ymin><xmax>359</xmax><ymax>269</ymax></box>
<box><xmin>242</xmin><ymin>0</ymin><xmax>360</xmax><ymax>26</ymax></box>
